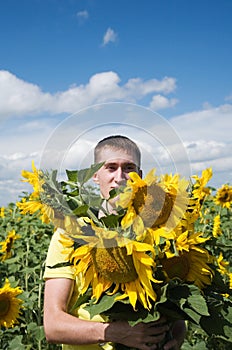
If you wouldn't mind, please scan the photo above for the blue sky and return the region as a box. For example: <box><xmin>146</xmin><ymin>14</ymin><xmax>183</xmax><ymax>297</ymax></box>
<box><xmin>0</xmin><ymin>0</ymin><xmax>232</xmax><ymax>205</ymax></box>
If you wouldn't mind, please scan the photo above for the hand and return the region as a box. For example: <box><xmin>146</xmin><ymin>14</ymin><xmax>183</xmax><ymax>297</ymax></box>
<box><xmin>163</xmin><ymin>337</ymin><xmax>179</xmax><ymax>350</ymax></box>
<box><xmin>105</xmin><ymin>318</ymin><xmax>170</xmax><ymax>350</ymax></box>
<box><xmin>163</xmin><ymin>320</ymin><xmax>186</xmax><ymax>350</ymax></box>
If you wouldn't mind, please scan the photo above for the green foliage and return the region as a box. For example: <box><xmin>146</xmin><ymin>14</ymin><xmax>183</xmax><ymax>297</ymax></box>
<box><xmin>74</xmin><ymin>184</ymin><xmax>232</xmax><ymax>350</ymax></box>
<box><xmin>0</xmin><ymin>202</ymin><xmax>61</xmax><ymax>349</ymax></box>
<box><xmin>0</xmin><ymin>178</ymin><xmax>232</xmax><ymax>349</ymax></box>
<box><xmin>182</xmin><ymin>189</ymin><xmax>232</xmax><ymax>350</ymax></box>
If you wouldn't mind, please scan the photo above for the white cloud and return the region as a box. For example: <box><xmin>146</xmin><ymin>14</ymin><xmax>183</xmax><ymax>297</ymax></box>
<box><xmin>0</xmin><ymin>70</ymin><xmax>232</xmax><ymax>205</ymax></box>
<box><xmin>185</xmin><ymin>140</ymin><xmax>228</xmax><ymax>162</ymax></box>
<box><xmin>171</xmin><ymin>104</ymin><xmax>232</xmax><ymax>142</ymax></box>
<box><xmin>0</xmin><ymin>70</ymin><xmax>177</xmax><ymax>118</ymax></box>
<box><xmin>102</xmin><ymin>27</ymin><xmax>118</xmax><ymax>46</ymax></box>
<box><xmin>124</xmin><ymin>76</ymin><xmax>177</xmax><ymax>97</ymax></box>
<box><xmin>0</xmin><ymin>70</ymin><xmax>52</xmax><ymax>118</ymax></box>
<box><xmin>76</xmin><ymin>10</ymin><xmax>89</xmax><ymax>22</ymax></box>
<box><xmin>149</xmin><ymin>94</ymin><xmax>178</xmax><ymax>110</ymax></box>
<box><xmin>0</xmin><ymin>179</ymin><xmax>28</xmax><ymax>204</ymax></box>
<box><xmin>169</xmin><ymin>106</ymin><xmax>232</xmax><ymax>187</ymax></box>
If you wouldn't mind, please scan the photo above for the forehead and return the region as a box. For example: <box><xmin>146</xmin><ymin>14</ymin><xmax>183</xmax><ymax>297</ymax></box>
<box><xmin>97</xmin><ymin>147</ymin><xmax>139</xmax><ymax>165</ymax></box>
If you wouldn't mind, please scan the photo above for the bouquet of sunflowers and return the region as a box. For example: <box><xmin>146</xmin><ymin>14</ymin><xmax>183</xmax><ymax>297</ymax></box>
<box><xmin>17</xmin><ymin>162</ymin><xmax>232</xmax><ymax>348</ymax></box>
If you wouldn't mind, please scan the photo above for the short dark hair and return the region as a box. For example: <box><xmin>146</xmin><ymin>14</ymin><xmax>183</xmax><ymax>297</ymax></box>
<box><xmin>94</xmin><ymin>135</ymin><xmax>141</xmax><ymax>167</ymax></box>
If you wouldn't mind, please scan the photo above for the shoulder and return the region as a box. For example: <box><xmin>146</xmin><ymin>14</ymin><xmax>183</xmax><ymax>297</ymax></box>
<box><xmin>44</xmin><ymin>228</ymin><xmax>75</xmax><ymax>280</ymax></box>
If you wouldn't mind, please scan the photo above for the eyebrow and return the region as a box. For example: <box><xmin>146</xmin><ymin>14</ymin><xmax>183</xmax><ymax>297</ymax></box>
<box><xmin>105</xmin><ymin>161</ymin><xmax>136</xmax><ymax>165</ymax></box>
<box><xmin>104</xmin><ymin>162</ymin><xmax>138</xmax><ymax>168</ymax></box>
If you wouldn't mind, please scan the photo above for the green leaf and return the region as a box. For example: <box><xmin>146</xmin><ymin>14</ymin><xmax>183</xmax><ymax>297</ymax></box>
<box><xmin>43</xmin><ymin>170</ymin><xmax>61</xmax><ymax>193</ymax></box>
<box><xmin>86</xmin><ymin>193</ymin><xmax>103</xmax><ymax>207</ymax></box>
<box><xmin>8</xmin><ymin>335</ymin><xmax>25</xmax><ymax>350</ymax></box>
<box><xmin>200</xmin><ymin>312</ymin><xmax>231</xmax><ymax>339</ymax></box>
<box><xmin>182</xmin><ymin>307</ymin><xmax>202</xmax><ymax>324</ymax></box>
<box><xmin>167</xmin><ymin>281</ymin><xmax>192</xmax><ymax>301</ymax></box>
<box><xmin>187</xmin><ymin>294</ymin><xmax>209</xmax><ymax>316</ymax></box>
<box><xmin>100</xmin><ymin>213</ymin><xmax>123</xmax><ymax>228</ymax></box>
<box><xmin>105</xmin><ymin>300</ymin><xmax>149</xmax><ymax>323</ymax></box>
<box><xmin>72</xmin><ymin>204</ymin><xmax>89</xmax><ymax>216</ymax></box>
<box><xmin>199</xmin><ymin>295</ymin><xmax>232</xmax><ymax>339</ymax></box>
<box><xmin>222</xmin><ymin>298</ymin><xmax>232</xmax><ymax>324</ymax></box>
<box><xmin>77</xmin><ymin>162</ymin><xmax>105</xmax><ymax>185</ymax></box>
<box><xmin>209</xmin><ymin>269</ymin><xmax>231</xmax><ymax>294</ymax></box>
<box><xmin>128</xmin><ymin>309</ymin><xmax>160</xmax><ymax>326</ymax></box>
<box><xmin>70</xmin><ymin>289</ymin><xmax>93</xmax><ymax>311</ymax></box>
<box><xmin>84</xmin><ymin>293</ymin><xmax>121</xmax><ymax>318</ymax></box>
<box><xmin>157</xmin><ymin>301</ymin><xmax>189</xmax><ymax>321</ymax></box>
<box><xmin>66</xmin><ymin>170</ymin><xmax>78</xmax><ymax>182</ymax></box>
<box><xmin>182</xmin><ymin>341</ymin><xmax>208</xmax><ymax>350</ymax></box>
<box><xmin>27</xmin><ymin>322</ymin><xmax>45</xmax><ymax>341</ymax></box>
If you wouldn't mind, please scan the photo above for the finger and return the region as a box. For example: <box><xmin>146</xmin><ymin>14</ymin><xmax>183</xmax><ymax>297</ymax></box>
<box><xmin>142</xmin><ymin>344</ymin><xmax>157</xmax><ymax>350</ymax></box>
<box><xmin>157</xmin><ymin>315</ymin><xmax>168</xmax><ymax>323</ymax></box>
<box><xmin>163</xmin><ymin>338</ymin><xmax>178</xmax><ymax>350</ymax></box>
<box><xmin>149</xmin><ymin>324</ymin><xmax>169</xmax><ymax>335</ymax></box>
<box><xmin>148</xmin><ymin>318</ymin><xmax>169</xmax><ymax>327</ymax></box>
<box><xmin>147</xmin><ymin>331</ymin><xmax>168</xmax><ymax>344</ymax></box>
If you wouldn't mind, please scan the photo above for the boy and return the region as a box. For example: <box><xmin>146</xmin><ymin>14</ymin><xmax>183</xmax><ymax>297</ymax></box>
<box><xmin>43</xmin><ymin>135</ymin><xmax>186</xmax><ymax>350</ymax></box>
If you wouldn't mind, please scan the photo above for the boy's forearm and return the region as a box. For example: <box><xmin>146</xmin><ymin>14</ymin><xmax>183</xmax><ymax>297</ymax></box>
<box><xmin>45</xmin><ymin>310</ymin><xmax>108</xmax><ymax>345</ymax></box>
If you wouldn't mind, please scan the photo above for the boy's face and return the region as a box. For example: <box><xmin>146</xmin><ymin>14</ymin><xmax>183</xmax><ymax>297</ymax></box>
<box><xmin>93</xmin><ymin>147</ymin><xmax>142</xmax><ymax>201</ymax></box>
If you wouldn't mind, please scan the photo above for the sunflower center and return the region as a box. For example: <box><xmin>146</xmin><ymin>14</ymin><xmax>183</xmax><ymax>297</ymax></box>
<box><xmin>91</xmin><ymin>244</ymin><xmax>138</xmax><ymax>283</ymax></box>
<box><xmin>133</xmin><ymin>185</ymin><xmax>147</xmax><ymax>212</ymax></box>
<box><xmin>161</xmin><ymin>254</ymin><xmax>190</xmax><ymax>280</ymax></box>
<box><xmin>219</xmin><ymin>191</ymin><xmax>231</xmax><ymax>202</ymax></box>
<box><xmin>133</xmin><ymin>184</ymin><xmax>174</xmax><ymax>228</ymax></box>
<box><xmin>0</xmin><ymin>298</ymin><xmax>10</xmax><ymax>317</ymax></box>
<box><xmin>6</xmin><ymin>237</ymin><xmax>14</xmax><ymax>253</ymax></box>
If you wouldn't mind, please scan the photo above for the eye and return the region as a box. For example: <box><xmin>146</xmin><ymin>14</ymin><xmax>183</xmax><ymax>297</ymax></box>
<box><xmin>106</xmin><ymin>165</ymin><xmax>117</xmax><ymax>171</ymax></box>
<box><xmin>124</xmin><ymin>164</ymin><xmax>137</xmax><ymax>172</ymax></box>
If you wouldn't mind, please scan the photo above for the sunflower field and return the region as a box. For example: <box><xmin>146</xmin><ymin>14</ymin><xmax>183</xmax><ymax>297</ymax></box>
<box><xmin>0</xmin><ymin>174</ymin><xmax>232</xmax><ymax>349</ymax></box>
<box><xmin>0</xmin><ymin>204</ymin><xmax>60</xmax><ymax>349</ymax></box>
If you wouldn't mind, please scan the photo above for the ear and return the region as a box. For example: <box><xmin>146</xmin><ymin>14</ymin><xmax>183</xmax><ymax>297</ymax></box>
<box><xmin>93</xmin><ymin>172</ymin><xmax>99</xmax><ymax>184</ymax></box>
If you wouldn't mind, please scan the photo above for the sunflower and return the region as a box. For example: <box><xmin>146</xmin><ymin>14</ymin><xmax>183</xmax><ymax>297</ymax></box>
<box><xmin>216</xmin><ymin>252</ymin><xmax>230</xmax><ymax>276</ymax></box>
<box><xmin>214</xmin><ymin>184</ymin><xmax>232</xmax><ymax>208</ymax></box>
<box><xmin>0</xmin><ymin>279</ymin><xmax>23</xmax><ymax>328</ymax></box>
<box><xmin>21</xmin><ymin>160</ymin><xmax>44</xmax><ymax>196</ymax></box>
<box><xmin>212</xmin><ymin>215</ymin><xmax>222</xmax><ymax>238</ymax></box>
<box><xmin>159</xmin><ymin>228</ymin><xmax>213</xmax><ymax>289</ymax></box>
<box><xmin>17</xmin><ymin>161</ymin><xmax>58</xmax><ymax>224</ymax></box>
<box><xmin>0</xmin><ymin>230</ymin><xmax>20</xmax><ymax>261</ymax></box>
<box><xmin>68</xmin><ymin>221</ymin><xmax>161</xmax><ymax>310</ymax></box>
<box><xmin>191</xmin><ymin>168</ymin><xmax>212</xmax><ymax>204</ymax></box>
<box><xmin>173</xmin><ymin>230</ymin><xmax>210</xmax><ymax>256</ymax></box>
<box><xmin>179</xmin><ymin>169</ymin><xmax>212</xmax><ymax>234</ymax></box>
<box><xmin>229</xmin><ymin>273</ymin><xmax>232</xmax><ymax>289</ymax></box>
<box><xmin>117</xmin><ymin>169</ymin><xmax>189</xmax><ymax>243</ymax></box>
<box><xmin>0</xmin><ymin>207</ymin><xmax>4</xmax><ymax>218</ymax></box>
<box><xmin>160</xmin><ymin>248</ymin><xmax>213</xmax><ymax>289</ymax></box>
<box><xmin>17</xmin><ymin>197</ymin><xmax>53</xmax><ymax>224</ymax></box>
<box><xmin>59</xmin><ymin>232</ymin><xmax>75</xmax><ymax>260</ymax></box>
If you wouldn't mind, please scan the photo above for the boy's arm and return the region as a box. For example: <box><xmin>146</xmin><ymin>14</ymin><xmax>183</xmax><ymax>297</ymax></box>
<box><xmin>44</xmin><ymin>278</ymin><xmax>172</xmax><ymax>350</ymax></box>
<box><xmin>44</xmin><ymin>278</ymin><xmax>107</xmax><ymax>345</ymax></box>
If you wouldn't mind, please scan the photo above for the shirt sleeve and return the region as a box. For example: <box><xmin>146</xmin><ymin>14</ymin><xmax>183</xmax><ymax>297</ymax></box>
<box><xmin>43</xmin><ymin>228</ymin><xmax>75</xmax><ymax>280</ymax></box>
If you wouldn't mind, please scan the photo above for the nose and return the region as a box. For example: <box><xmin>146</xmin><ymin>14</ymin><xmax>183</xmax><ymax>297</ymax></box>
<box><xmin>114</xmin><ymin>167</ymin><xmax>127</xmax><ymax>184</ymax></box>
